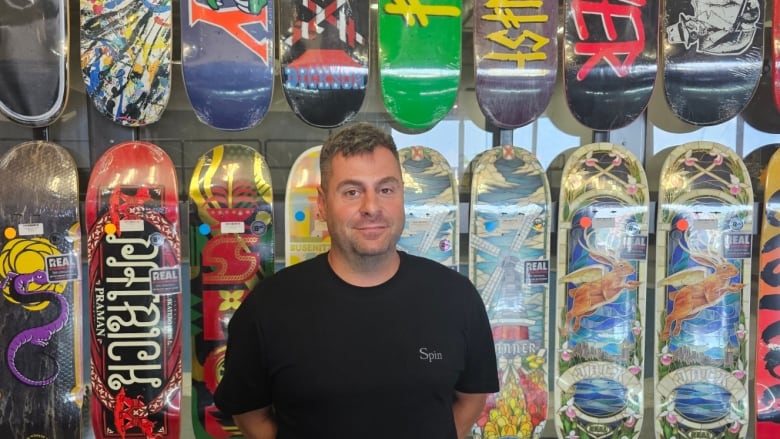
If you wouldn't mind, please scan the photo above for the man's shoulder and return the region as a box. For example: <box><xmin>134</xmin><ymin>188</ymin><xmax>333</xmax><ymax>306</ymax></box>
<box><xmin>248</xmin><ymin>253</ymin><xmax>328</xmax><ymax>301</ymax></box>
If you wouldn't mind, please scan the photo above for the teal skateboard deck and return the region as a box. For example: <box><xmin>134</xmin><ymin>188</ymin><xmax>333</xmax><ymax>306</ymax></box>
<box><xmin>86</xmin><ymin>142</ymin><xmax>181</xmax><ymax>439</ymax></box>
<box><xmin>555</xmin><ymin>143</ymin><xmax>649</xmax><ymax>439</ymax></box>
<box><xmin>378</xmin><ymin>0</ymin><xmax>461</xmax><ymax>131</ymax></box>
<box><xmin>280</xmin><ymin>0</ymin><xmax>369</xmax><ymax>128</ymax></box>
<box><xmin>397</xmin><ymin>146</ymin><xmax>458</xmax><ymax>268</ymax></box>
<box><xmin>469</xmin><ymin>145</ymin><xmax>551</xmax><ymax>439</ymax></box>
<box><xmin>0</xmin><ymin>141</ymin><xmax>83</xmax><ymax>438</ymax></box>
<box><xmin>189</xmin><ymin>144</ymin><xmax>274</xmax><ymax>438</ymax></box>
<box><xmin>80</xmin><ymin>0</ymin><xmax>172</xmax><ymax>126</ymax></box>
<box><xmin>0</xmin><ymin>0</ymin><xmax>69</xmax><ymax>127</ymax></box>
<box><xmin>285</xmin><ymin>145</ymin><xmax>330</xmax><ymax>266</ymax></box>
<box><xmin>654</xmin><ymin>142</ymin><xmax>752</xmax><ymax>439</ymax></box>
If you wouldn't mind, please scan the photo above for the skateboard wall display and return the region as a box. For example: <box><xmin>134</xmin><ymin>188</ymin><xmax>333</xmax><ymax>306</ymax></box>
<box><xmin>756</xmin><ymin>147</ymin><xmax>780</xmax><ymax>436</ymax></box>
<box><xmin>0</xmin><ymin>0</ymin><xmax>68</xmax><ymax>127</ymax></box>
<box><xmin>562</xmin><ymin>0</ymin><xmax>658</xmax><ymax>130</ymax></box>
<box><xmin>285</xmin><ymin>145</ymin><xmax>330</xmax><ymax>266</ymax></box>
<box><xmin>654</xmin><ymin>142</ymin><xmax>752</xmax><ymax>439</ymax></box>
<box><xmin>190</xmin><ymin>144</ymin><xmax>274</xmax><ymax>438</ymax></box>
<box><xmin>473</xmin><ymin>0</ymin><xmax>557</xmax><ymax>129</ymax></box>
<box><xmin>181</xmin><ymin>0</ymin><xmax>275</xmax><ymax>131</ymax></box>
<box><xmin>662</xmin><ymin>0</ymin><xmax>763</xmax><ymax>125</ymax></box>
<box><xmin>86</xmin><ymin>142</ymin><xmax>182</xmax><ymax>439</ymax></box>
<box><xmin>555</xmin><ymin>143</ymin><xmax>649</xmax><ymax>439</ymax></box>
<box><xmin>0</xmin><ymin>141</ymin><xmax>83</xmax><ymax>438</ymax></box>
<box><xmin>469</xmin><ymin>145</ymin><xmax>551</xmax><ymax>439</ymax></box>
<box><xmin>378</xmin><ymin>0</ymin><xmax>462</xmax><ymax>131</ymax></box>
<box><xmin>80</xmin><ymin>0</ymin><xmax>172</xmax><ymax>126</ymax></box>
<box><xmin>397</xmin><ymin>145</ymin><xmax>458</xmax><ymax>269</ymax></box>
<box><xmin>280</xmin><ymin>0</ymin><xmax>369</xmax><ymax>128</ymax></box>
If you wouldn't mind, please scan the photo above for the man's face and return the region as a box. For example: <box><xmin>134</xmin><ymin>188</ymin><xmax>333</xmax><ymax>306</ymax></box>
<box><xmin>318</xmin><ymin>147</ymin><xmax>404</xmax><ymax>261</ymax></box>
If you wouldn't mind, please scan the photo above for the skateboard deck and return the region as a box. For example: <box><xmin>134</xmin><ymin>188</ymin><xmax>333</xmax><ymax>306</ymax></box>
<box><xmin>775</xmin><ymin>0</ymin><xmax>780</xmax><ymax>113</ymax></box>
<box><xmin>563</xmin><ymin>0</ymin><xmax>659</xmax><ymax>130</ymax></box>
<box><xmin>86</xmin><ymin>142</ymin><xmax>181</xmax><ymax>439</ymax></box>
<box><xmin>555</xmin><ymin>143</ymin><xmax>649</xmax><ymax>439</ymax></box>
<box><xmin>189</xmin><ymin>144</ymin><xmax>274</xmax><ymax>438</ymax></box>
<box><xmin>280</xmin><ymin>0</ymin><xmax>369</xmax><ymax>128</ymax></box>
<box><xmin>378</xmin><ymin>0</ymin><xmax>461</xmax><ymax>131</ymax></box>
<box><xmin>181</xmin><ymin>0</ymin><xmax>274</xmax><ymax>131</ymax></box>
<box><xmin>0</xmin><ymin>141</ymin><xmax>82</xmax><ymax>438</ymax></box>
<box><xmin>397</xmin><ymin>146</ymin><xmax>458</xmax><ymax>269</ymax></box>
<box><xmin>80</xmin><ymin>0</ymin><xmax>172</xmax><ymax>126</ymax></box>
<box><xmin>0</xmin><ymin>1</ymin><xmax>68</xmax><ymax>127</ymax></box>
<box><xmin>662</xmin><ymin>0</ymin><xmax>763</xmax><ymax>125</ymax></box>
<box><xmin>473</xmin><ymin>0</ymin><xmax>557</xmax><ymax>129</ymax></box>
<box><xmin>757</xmin><ymin>147</ymin><xmax>780</xmax><ymax>436</ymax></box>
<box><xmin>469</xmin><ymin>145</ymin><xmax>551</xmax><ymax>439</ymax></box>
<box><xmin>654</xmin><ymin>142</ymin><xmax>752</xmax><ymax>439</ymax></box>
<box><xmin>285</xmin><ymin>145</ymin><xmax>330</xmax><ymax>266</ymax></box>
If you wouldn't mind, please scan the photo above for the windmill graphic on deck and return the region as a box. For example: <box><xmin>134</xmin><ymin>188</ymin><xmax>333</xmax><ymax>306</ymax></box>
<box><xmin>472</xmin><ymin>203</ymin><xmax>543</xmax><ymax>326</ymax></box>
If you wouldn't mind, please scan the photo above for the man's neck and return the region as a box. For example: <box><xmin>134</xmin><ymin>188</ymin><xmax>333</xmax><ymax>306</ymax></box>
<box><xmin>327</xmin><ymin>250</ymin><xmax>400</xmax><ymax>287</ymax></box>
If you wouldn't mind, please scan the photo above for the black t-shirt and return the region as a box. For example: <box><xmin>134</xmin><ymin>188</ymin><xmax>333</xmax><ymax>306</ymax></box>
<box><xmin>214</xmin><ymin>252</ymin><xmax>498</xmax><ymax>438</ymax></box>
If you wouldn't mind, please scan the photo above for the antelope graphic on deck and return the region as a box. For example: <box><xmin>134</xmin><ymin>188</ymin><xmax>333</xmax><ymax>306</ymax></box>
<box><xmin>659</xmin><ymin>229</ymin><xmax>743</xmax><ymax>341</ymax></box>
<box><xmin>560</xmin><ymin>228</ymin><xmax>640</xmax><ymax>336</ymax></box>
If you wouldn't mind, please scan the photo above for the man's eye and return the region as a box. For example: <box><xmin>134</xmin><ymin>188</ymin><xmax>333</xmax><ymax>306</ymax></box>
<box><xmin>344</xmin><ymin>189</ymin><xmax>359</xmax><ymax>197</ymax></box>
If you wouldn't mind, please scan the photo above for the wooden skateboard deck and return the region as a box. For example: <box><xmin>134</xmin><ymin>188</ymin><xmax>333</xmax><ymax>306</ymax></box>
<box><xmin>662</xmin><ymin>0</ymin><xmax>763</xmax><ymax>125</ymax></box>
<box><xmin>80</xmin><ymin>0</ymin><xmax>172</xmax><ymax>126</ymax></box>
<box><xmin>757</xmin><ymin>147</ymin><xmax>780</xmax><ymax>436</ymax></box>
<box><xmin>0</xmin><ymin>1</ymin><xmax>68</xmax><ymax>127</ymax></box>
<box><xmin>285</xmin><ymin>145</ymin><xmax>330</xmax><ymax>266</ymax></box>
<box><xmin>181</xmin><ymin>0</ymin><xmax>274</xmax><ymax>131</ymax></box>
<box><xmin>378</xmin><ymin>0</ymin><xmax>461</xmax><ymax>131</ymax></box>
<box><xmin>473</xmin><ymin>0</ymin><xmax>557</xmax><ymax>129</ymax></box>
<box><xmin>189</xmin><ymin>144</ymin><xmax>274</xmax><ymax>438</ymax></box>
<box><xmin>654</xmin><ymin>142</ymin><xmax>752</xmax><ymax>439</ymax></box>
<box><xmin>563</xmin><ymin>0</ymin><xmax>659</xmax><ymax>130</ymax></box>
<box><xmin>469</xmin><ymin>145</ymin><xmax>551</xmax><ymax>439</ymax></box>
<box><xmin>280</xmin><ymin>0</ymin><xmax>369</xmax><ymax>128</ymax></box>
<box><xmin>86</xmin><ymin>142</ymin><xmax>181</xmax><ymax>439</ymax></box>
<box><xmin>555</xmin><ymin>143</ymin><xmax>649</xmax><ymax>439</ymax></box>
<box><xmin>397</xmin><ymin>146</ymin><xmax>458</xmax><ymax>269</ymax></box>
<box><xmin>0</xmin><ymin>141</ymin><xmax>82</xmax><ymax>438</ymax></box>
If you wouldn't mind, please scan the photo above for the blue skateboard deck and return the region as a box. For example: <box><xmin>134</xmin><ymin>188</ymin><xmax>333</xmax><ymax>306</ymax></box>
<box><xmin>555</xmin><ymin>143</ymin><xmax>649</xmax><ymax>439</ymax></box>
<box><xmin>397</xmin><ymin>146</ymin><xmax>458</xmax><ymax>269</ymax></box>
<box><xmin>181</xmin><ymin>0</ymin><xmax>274</xmax><ymax>131</ymax></box>
<box><xmin>469</xmin><ymin>145</ymin><xmax>551</xmax><ymax>439</ymax></box>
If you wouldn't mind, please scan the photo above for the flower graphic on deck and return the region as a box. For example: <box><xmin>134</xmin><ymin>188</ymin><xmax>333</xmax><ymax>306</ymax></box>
<box><xmin>219</xmin><ymin>290</ymin><xmax>245</xmax><ymax>311</ymax></box>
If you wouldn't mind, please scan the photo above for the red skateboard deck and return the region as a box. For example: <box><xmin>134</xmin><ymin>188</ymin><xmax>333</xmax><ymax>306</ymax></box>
<box><xmin>86</xmin><ymin>142</ymin><xmax>182</xmax><ymax>439</ymax></box>
<box><xmin>758</xmin><ymin>147</ymin><xmax>780</xmax><ymax>436</ymax></box>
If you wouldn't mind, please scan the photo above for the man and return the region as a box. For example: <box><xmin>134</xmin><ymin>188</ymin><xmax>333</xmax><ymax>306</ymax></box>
<box><xmin>214</xmin><ymin>123</ymin><xmax>498</xmax><ymax>438</ymax></box>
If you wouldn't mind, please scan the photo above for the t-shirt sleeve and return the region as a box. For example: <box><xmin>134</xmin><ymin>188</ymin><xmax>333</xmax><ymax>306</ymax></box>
<box><xmin>455</xmin><ymin>284</ymin><xmax>500</xmax><ymax>394</ymax></box>
<box><xmin>213</xmin><ymin>296</ymin><xmax>272</xmax><ymax>415</ymax></box>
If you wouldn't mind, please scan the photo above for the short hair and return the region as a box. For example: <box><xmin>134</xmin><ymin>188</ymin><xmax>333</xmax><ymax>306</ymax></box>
<box><xmin>320</xmin><ymin>122</ymin><xmax>399</xmax><ymax>190</ymax></box>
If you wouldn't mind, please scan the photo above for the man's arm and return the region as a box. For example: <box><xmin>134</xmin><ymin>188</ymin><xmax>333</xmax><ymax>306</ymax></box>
<box><xmin>233</xmin><ymin>406</ymin><xmax>277</xmax><ymax>439</ymax></box>
<box><xmin>452</xmin><ymin>391</ymin><xmax>489</xmax><ymax>439</ymax></box>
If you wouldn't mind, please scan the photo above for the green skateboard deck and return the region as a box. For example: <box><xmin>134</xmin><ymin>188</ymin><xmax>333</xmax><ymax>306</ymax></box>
<box><xmin>378</xmin><ymin>0</ymin><xmax>462</xmax><ymax>131</ymax></box>
<box><xmin>0</xmin><ymin>141</ymin><xmax>83</xmax><ymax>438</ymax></box>
<box><xmin>654</xmin><ymin>142</ymin><xmax>752</xmax><ymax>439</ymax></box>
<box><xmin>469</xmin><ymin>145</ymin><xmax>551</xmax><ymax>439</ymax></box>
<box><xmin>397</xmin><ymin>145</ymin><xmax>458</xmax><ymax>268</ymax></box>
<box><xmin>555</xmin><ymin>143</ymin><xmax>649</xmax><ymax>439</ymax></box>
<box><xmin>285</xmin><ymin>145</ymin><xmax>330</xmax><ymax>266</ymax></box>
<box><xmin>189</xmin><ymin>144</ymin><xmax>274</xmax><ymax>438</ymax></box>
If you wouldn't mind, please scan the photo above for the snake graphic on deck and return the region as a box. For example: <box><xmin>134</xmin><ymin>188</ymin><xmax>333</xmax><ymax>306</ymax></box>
<box><xmin>2</xmin><ymin>270</ymin><xmax>69</xmax><ymax>386</ymax></box>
